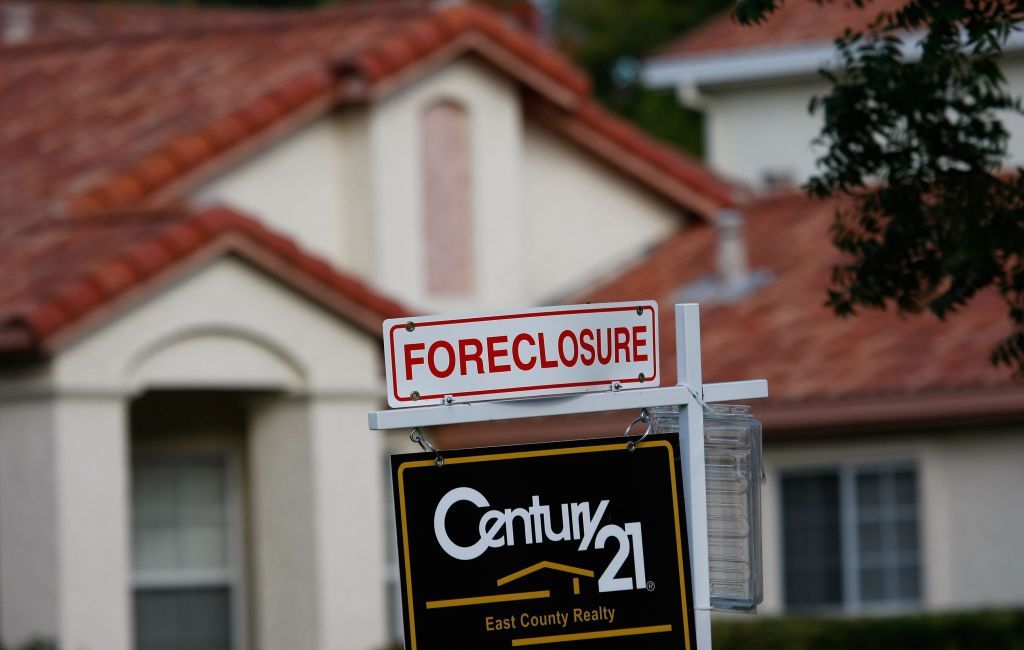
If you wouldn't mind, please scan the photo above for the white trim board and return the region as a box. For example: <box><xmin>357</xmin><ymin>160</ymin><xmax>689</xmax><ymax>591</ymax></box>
<box><xmin>645</xmin><ymin>30</ymin><xmax>1024</xmax><ymax>91</ymax></box>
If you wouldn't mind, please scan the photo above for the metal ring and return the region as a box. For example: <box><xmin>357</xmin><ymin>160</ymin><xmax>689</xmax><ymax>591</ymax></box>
<box><xmin>410</xmin><ymin>428</ymin><xmax>444</xmax><ymax>467</ymax></box>
<box><xmin>623</xmin><ymin>408</ymin><xmax>652</xmax><ymax>452</ymax></box>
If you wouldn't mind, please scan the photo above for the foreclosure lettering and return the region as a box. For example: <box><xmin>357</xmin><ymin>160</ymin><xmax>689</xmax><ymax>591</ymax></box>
<box><xmin>403</xmin><ymin>325</ymin><xmax>650</xmax><ymax>381</ymax></box>
<box><xmin>382</xmin><ymin>301</ymin><xmax>659</xmax><ymax>406</ymax></box>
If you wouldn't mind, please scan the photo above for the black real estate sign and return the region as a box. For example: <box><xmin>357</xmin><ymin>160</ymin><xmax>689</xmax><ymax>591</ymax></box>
<box><xmin>391</xmin><ymin>434</ymin><xmax>695</xmax><ymax>649</ymax></box>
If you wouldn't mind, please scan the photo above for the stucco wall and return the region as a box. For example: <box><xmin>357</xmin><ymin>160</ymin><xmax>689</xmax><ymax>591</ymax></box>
<box><xmin>759</xmin><ymin>428</ymin><xmax>1024</xmax><ymax>615</ymax></box>
<box><xmin>701</xmin><ymin>78</ymin><xmax>828</xmax><ymax>189</ymax></box>
<box><xmin>992</xmin><ymin>56</ymin><xmax>1024</xmax><ymax>166</ymax></box>
<box><xmin>698</xmin><ymin>56</ymin><xmax>1024</xmax><ymax>189</ymax></box>
<box><xmin>927</xmin><ymin>428</ymin><xmax>1024</xmax><ymax>608</ymax></box>
<box><xmin>521</xmin><ymin>121</ymin><xmax>681</xmax><ymax>302</ymax></box>
<box><xmin>194</xmin><ymin>116</ymin><xmax>363</xmax><ymax>271</ymax></box>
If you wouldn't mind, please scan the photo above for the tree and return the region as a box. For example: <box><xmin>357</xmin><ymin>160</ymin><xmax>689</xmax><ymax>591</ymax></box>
<box><xmin>553</xmin><ymin>0</ymin><xmax>733</xmax><ymax>155</ymax></box>
<box><xmin>736</xmin><ymin>0</ymin><xmax>1024</xmax><ymax>378</ymax></box>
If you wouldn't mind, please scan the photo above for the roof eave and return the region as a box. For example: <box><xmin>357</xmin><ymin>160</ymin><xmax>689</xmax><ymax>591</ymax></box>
<box><xmin>646</xmin><ymin>29</ymin><xmax>1024</xmax><ymax>92</ymax></box>
<box><xmin>0</xmin><ymin>208</ymin><xmax>411</xmax><ymax>363</ymax></box>
<box><xmin>758</xmin><ymin>384</ymin><xmax>1024</xmax><ymax>440</ymax></box>
<box><xmin>644</xmin><ymin>40</ymin><xmax>838</xmax><ymax>91</ymax></box>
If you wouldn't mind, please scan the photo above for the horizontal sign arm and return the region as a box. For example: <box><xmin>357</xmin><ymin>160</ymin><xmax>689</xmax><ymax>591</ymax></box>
<box><xmin>702</xmin><ymin>379</ymin><xmax>767</xmax><ymax>403</ymax></box>
<box><xmin>367</xmin><ymin>380</ymin><xmax>767</xmax><ymax>430</ymax></box>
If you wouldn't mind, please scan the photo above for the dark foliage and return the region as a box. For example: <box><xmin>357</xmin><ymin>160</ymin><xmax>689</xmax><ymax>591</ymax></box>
<box><xmin>736</xmin><ymin>0</ymin><xmax>1024</xmax><ymax>378</ymax></box>
<box><xmin>712</xmin><ymin>608</ymin><xmax>1024</xmax><ymax>649</ymax></box>
<box><xmin>0</xmin><ymin>642</ymin><xmax>57</xmax><ymax>650</ymax></box>
<box><xmin>381</xmin><ymin>609</ymin><xmax>1024</xmax><ymax>649</ymax></box>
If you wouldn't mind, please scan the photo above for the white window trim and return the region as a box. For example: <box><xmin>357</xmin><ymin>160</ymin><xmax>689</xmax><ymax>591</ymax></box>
<box><xmin>779</xmin><ymin>461</ymin><xmax>922</xmax><ymax>615</ymax></box>
<box><xmin>131</xmin><ymin>450</ymin><xmax>249</xmax><ymax>650</ymax></box>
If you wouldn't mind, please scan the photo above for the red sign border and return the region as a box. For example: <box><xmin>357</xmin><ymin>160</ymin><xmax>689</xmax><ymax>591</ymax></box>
<box><xmin>387</xmin><ymin>304</ymin><xmax>658</xmax><ymax>404</ymax></box>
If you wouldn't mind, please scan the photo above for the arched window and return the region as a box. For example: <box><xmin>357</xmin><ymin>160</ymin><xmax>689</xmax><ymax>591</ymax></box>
<box><xmin>422</xmin><ymin>100</ymin><xmax>473</xmax><ymax>295</ymax></box>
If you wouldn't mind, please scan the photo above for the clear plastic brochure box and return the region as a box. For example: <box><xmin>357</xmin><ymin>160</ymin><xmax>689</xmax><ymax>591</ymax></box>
<box><xmin>651</xmin><ymin>404</ymin><xmax>764</xmax><ymax>612</ymax></box>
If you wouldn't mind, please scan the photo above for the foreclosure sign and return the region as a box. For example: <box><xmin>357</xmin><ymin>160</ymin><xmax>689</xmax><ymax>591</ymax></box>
<box><xmin>391</xmin><ymin>435</ymin><xmax>694</xmax><ymax>650</ymax></box>
<box><xmin>382</xmin><ymin>301</ymin><xmax>659</xmax><ymax>408</ymax></box>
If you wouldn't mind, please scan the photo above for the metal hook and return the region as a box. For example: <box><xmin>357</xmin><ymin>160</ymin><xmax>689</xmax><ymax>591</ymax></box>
<box><xmin>623</xmin><ymin>408</ymin><xmax>652</xmax><ymax>452</ymax></box>
<box><xmin>410</xmin><ymin>427</ymin><xmax>444</xmax><ymax>467</ymax></box>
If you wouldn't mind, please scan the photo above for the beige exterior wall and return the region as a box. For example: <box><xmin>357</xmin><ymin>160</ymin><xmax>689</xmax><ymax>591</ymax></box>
<box><xmin>0</xmin><ymin>399</ymin><xmax>60</xmax><ymax>643</ymax></box>
<box><xmin>696</xmin><ymin>57</ymin><xmax>1024</xmax><ymax>189</ymax></box>
<box><xmin>759</xmin><ymin>427</ymin><xmax>1024</xmax><ymax>616</ymax></box>
<box><xmin>194</xmin><ymin>118</ymin><xmax>350</xmax><ymax>268</ymax></box>
<box><xmin>927</xmin><ymin>427</ymin><xmax>1024</xmax><ymax>607</ymax></box>
<box><xmin>197</xmin><ymin>56</ymin><xmax>686</xmax><ymax>314</ymax></box>
<box><xmin>0</xmin><ymin>394</ymin><xmax>131</xmax><ymax>650</ymax></box>
<box><xmin>700</xmin><ymin>78</ymin><xmax>828</xmax><ymax>189</ymax></box>
<box><xmin>993</xmin><ymin>57</ymin><xmax>1024</xmax><ymax>166</ymax></box>
<box><xmin>521</xmin><ymin>121</ymin><xmax>681</xmax><ymax>301</ymax></box>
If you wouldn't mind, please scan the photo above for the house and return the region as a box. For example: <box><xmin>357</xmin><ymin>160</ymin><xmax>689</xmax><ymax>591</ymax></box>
<box><xmin>607</xmin><ymin>0</ymin><xmax>1024</xmax><ymax>617</ymax></box>
<box><xmin>644</xmin><ymin>0</ymin><xmax>1024</xmax><ymax>189</ymax></box>
<box><xmin>0</xmin><ymin>2</ymin><xmax>736</xmax><ymax>649</ymax></box>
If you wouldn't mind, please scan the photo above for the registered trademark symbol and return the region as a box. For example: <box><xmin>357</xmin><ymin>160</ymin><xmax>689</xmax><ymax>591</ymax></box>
<box><xmin>646</xmin><ymin>580</ymin><xmax>655</xmax><ymax>591</ymax></box>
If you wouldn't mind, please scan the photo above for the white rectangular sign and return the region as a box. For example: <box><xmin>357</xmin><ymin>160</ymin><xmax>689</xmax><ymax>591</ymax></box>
<box><xmin>382</xmin><ymin>301</ymin><xmax>659</xmax><ymax>408</ymax></box>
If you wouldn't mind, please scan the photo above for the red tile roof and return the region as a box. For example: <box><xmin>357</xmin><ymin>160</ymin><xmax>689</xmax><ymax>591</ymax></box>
<box><xmin>1</xmin><ymin>1</ymin><xmax>734</xmax><ymax>229</ymax></box>
<box><xmin>658</xmin><ymin>0</ymin><xmax>907</xmax><ymax>58</ymax></box>
<box><xmin>582</xmin><ymin>192</ymin><xmax>1016</xmax><ymax>401</ymax></box>
<box><xmin>0</xmin><ymin>0</ymin><xmax>279</xmax><ymax>46</ymax></box>
<box><xmin>0</xmin><ymin>205</ymin><xmax>407</xmax><ymax>359</ymax></box>
<box><xmin>0</xmin><ymin>3</ymin><xmax>430</xmax><ymax>228</ymax></box>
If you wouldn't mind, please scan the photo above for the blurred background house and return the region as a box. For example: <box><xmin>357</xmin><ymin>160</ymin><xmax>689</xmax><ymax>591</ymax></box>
<box><xmin>645</xmin><ymin>0</ymin><xmax>1024</xmax><ymax>190</ymax></box>
<box><xmin>0</xmin><ymin>1</ymin><xmax>1021</xmax><ymax>650</ymax></box>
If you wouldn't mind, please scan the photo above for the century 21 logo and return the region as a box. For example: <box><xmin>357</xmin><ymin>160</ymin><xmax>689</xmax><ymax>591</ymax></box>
<box><xmin>433</xmin><ymin>487</ymin><xmax>647</xmax><ymax>593</ymax></box>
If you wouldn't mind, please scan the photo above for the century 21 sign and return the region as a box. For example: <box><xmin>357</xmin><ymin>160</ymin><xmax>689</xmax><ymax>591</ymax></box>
<box><xmin>391</xmin><ymin>435</ymin><xmax>695</xmax><ymax>649</ymax></box>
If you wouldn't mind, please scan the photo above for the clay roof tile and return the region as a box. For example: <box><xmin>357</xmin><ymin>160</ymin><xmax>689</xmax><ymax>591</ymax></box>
<box><xmin>0</xmin><ymin>206</ymin><xmax>410</xmax><ymax>358</ymax></box>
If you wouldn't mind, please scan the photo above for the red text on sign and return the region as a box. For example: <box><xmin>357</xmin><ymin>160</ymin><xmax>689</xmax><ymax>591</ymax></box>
<box><xmin>402</xmin><ymin>326</ymin><xmax>651</xmax><ymax>381</ymax></box>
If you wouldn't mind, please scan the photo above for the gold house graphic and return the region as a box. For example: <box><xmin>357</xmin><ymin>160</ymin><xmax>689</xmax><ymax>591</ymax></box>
<box><xmin>426</xmin><ymin>561</ymin><xmax>595</xmax><ymax>610</ymax></box>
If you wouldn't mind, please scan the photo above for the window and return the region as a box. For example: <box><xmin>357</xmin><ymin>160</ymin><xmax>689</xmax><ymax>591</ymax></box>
<box><xmin>422</xmin><ymin>99</ymin><xmax>473</xmax><ymax>296</ymax></box>
<box><xmin>132</xmin><ymin>454</ymin><xmax>245</xmax><ymax>650</ymax></box>
<box><xmin>781</xmin><ymin>465</ymin><xmax>921</xmax><ymax>612</ymax></box>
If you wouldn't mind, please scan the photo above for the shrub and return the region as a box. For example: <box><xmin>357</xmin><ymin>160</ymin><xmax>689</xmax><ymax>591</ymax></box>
<box><xmin>1</xmin><ymin>642</ymin><xmax>56</xmax><ymax>650</ymax></box>
<box><xmin>712</xmin><ymin>609</ymin><xmax>1024</xmax><ymax>650</ymax></box>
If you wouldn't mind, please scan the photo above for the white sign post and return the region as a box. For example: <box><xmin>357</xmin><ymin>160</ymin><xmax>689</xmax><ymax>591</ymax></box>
<box><xmin>369</xmin><ymin>303</ymin><xmax>768</xmax><ymax>650</ymax></box>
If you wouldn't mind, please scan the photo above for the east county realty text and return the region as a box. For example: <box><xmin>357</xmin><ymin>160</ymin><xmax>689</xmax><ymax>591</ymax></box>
<box><xmin>485</xmin><ymin>606</ymin><xmax>616</xmax><ymax>632</ymax></box>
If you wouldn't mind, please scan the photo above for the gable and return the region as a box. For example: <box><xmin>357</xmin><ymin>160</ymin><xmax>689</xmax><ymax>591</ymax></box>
<box><xmin>193</xmin><ymin>55</ymin><xmax>687</xmax><ymax>312</ymax></box>
<box><xmin>54</xmin><ymin>255</ymin><xmax>379</xmax><ymax>396</ymax></box>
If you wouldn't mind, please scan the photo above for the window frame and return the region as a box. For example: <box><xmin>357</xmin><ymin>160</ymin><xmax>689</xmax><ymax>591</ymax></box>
<box><xmin>131</xmin><ymin>449</ymin><xmax>249</xmax><ymax>650</ymax></box>
<box><xmin>779</xmin><ymin>461</ymin><xmax>922</xmax><ymax>614</ymax></box>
